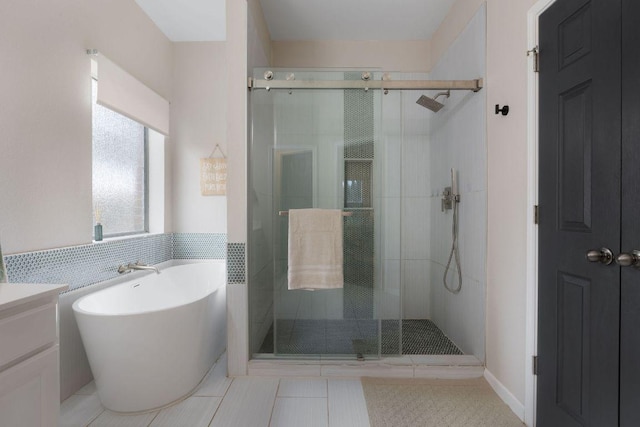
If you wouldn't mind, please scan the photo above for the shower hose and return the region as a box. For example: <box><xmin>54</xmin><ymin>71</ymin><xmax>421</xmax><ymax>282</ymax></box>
<box><xmin>444</xmin><ymin>196</ymin><xmax>462</xmax><ymax>294</ymax></box>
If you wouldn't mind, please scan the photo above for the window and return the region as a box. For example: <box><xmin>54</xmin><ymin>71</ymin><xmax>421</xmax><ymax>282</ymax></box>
<box><xmin>92</xmin><ymin>79</ymin><xmax>148</xmax><ymax>237</ymax></box>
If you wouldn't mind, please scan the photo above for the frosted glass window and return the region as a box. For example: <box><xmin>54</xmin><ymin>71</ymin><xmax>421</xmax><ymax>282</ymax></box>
<box><xmin>92</xmin><ymin>79</ymin><xmax>147</xmax><ymax>237</ymax></box>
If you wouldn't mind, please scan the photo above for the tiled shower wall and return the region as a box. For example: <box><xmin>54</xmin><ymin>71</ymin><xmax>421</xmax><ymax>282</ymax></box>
<box><xmin>428</xmin><ymin>5</ymin><xmax>487</xmax><ymax>361</ymax></box>
<box><xmin>380</xmin><ymin>73</ymin><xmax>433</xmax><ymax>322</ymax></box>
<box><xmin>379</xmin><ymin>5</ymin><xmax>486</xmax><ymax>361</ymax></box>
<box><xmin>343</xmin><ymin>74</ymin><xmax>376</xmax><ymax>320</ymax></box>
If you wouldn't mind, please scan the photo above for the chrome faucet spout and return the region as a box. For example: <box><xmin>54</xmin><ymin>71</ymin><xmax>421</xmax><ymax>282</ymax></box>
<box><xmin>129</xmin><ymin>262</ymin><xmax>160</xmax><ymax>274</ymax></box>
<box><xmin>117</xmin><ymin>262</ymin><xmax>160</xmax><ymax>274</ymax></box>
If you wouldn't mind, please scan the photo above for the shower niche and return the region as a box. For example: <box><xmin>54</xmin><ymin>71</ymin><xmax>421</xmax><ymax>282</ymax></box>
<box><xmin>248</xmin><ymin>62</ymin><xmax>486</xmax><ymax>362</ymax></box>
<box><xmin>344</xmin><ymin>160</ymin><xmax>372</xmax><ymax>209</ymax></box>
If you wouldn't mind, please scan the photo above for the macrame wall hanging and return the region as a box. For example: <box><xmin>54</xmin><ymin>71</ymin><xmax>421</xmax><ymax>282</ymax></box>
<box><xmin>200</xmin><ymin>144</ymin><xmax>227</xmax><ymax>196</ymax></box>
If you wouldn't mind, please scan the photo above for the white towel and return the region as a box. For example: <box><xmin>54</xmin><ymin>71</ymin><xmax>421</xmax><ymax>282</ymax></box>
<box><xmin>288</xmin><ymin>209</ymin><xmax>344</xmax><ymax>290</ymax></box>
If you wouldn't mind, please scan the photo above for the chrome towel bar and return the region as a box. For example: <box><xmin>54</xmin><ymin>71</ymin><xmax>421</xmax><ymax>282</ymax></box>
<box><xmin>278</xmin><ymin>210</ymin><xmax>353</xmax><ymax>217</ymax></box>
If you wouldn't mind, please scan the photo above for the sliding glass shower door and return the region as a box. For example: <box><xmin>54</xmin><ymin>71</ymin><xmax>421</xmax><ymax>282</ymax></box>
<box><xmin>249</xmin><ymin>69</ymin><xmax>401</xmax><ymax>359</ymax></box>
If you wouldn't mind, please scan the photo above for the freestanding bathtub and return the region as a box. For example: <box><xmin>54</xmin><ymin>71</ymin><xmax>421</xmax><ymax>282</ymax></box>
<box><xmin>72</xmin><ymin>260</ymin><xmax>226</xmax><ymax>413</ymax></box>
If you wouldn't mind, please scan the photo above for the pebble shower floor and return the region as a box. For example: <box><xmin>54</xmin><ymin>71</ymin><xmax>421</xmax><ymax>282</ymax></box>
<box><xmin>259</xmin><ymin>319</ymin><xmax>462</xmax><ymax>356</ymax></box>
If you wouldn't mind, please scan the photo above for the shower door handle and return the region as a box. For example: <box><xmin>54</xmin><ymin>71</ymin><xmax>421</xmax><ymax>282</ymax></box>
<box><xmin>586</xmin><ymin>247</ymin><xmax>614</xmax><ymax>265</ymax></box>
<box><xmin>616</xmin><ymin>250</ymin><xmax>640</xmax><ymax>268</ymax></box>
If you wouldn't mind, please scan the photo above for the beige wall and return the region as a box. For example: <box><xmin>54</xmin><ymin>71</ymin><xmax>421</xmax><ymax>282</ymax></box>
<box><xmin>226</xmin><ymin>0</ymin><xmax>248</xmax><ymax>244</ymax></box>
<box><xmin>248</xmin><ymin>0</ymin><xmax>272</xmax><ymax>65</ymax></box>
<box><xmin>0</xmin><ymin>0</ymin><xmax>173</xmax><ymax>254</ymax></box>
<box><xmin>484</xmin><ymin>0</ymin><xmax>537</xmax><ymax>406</ymax></box>
<box><xmin>271</xmin><ymin>40</ymin><xmax>430</xmax><ymax>71</ymax></box>
<box><xmin>225</xmin><ymin>0</ymin><xmax>249</xmax><ymax>378</ymax></box>
<box><xmin>431</xmin><ymin>0</ymin><xmax>537</xmax><ymax>406</ymax></box>
<box><xmin>430</xmin><ymin>0</ymin><xmax>484</xmax><ymax>68</ymax></box>
<box><xmin>226</xmin><ymin>0</ymin><xmax>273</xmax><ymax>377</ymax></box>
<box><xmin>171</xmin><ymin>42</ymin><xmax>228</xmax><ymax>233</ymax></box>
<box><xmin>85</xmin><ymin>1</ymin><xmax>173</xmax><ymax>100</ymax></box>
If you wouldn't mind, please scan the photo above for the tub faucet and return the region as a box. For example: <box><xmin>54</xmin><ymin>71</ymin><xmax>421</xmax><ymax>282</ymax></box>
<box><xmin>117</xmin><ymin>261</ymin><xmax>160</xmax><ymax>274</ymax></box>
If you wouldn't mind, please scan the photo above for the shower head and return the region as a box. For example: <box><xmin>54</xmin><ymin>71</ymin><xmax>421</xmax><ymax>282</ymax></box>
<box><xmin>416</xmin><ymin>95</ymin><xmax>445</xmax><ymax>112</ymax></box>
<box><xmin>416</xmin><ymin>90</ymin><xmax>451</xmax><ymax>113</ymax></box>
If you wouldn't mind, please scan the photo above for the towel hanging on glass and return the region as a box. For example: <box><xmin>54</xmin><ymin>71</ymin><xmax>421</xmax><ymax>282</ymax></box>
<box><xmin>287</xmin><ymin>209</ymin><xmax>344</xmax><ymax>290</ymax></box>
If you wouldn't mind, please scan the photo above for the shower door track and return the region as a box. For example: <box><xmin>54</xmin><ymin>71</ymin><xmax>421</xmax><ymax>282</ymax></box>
<box><xmin>248</xmin><ymin>77</ymin><xmax>483</xmax><ymax>92</ymax></box>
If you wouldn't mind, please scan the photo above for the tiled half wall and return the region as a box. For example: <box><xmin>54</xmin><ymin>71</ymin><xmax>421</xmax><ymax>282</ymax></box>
<box><xmin>4</xmin><ymin>233</ymin><xmax>234</xmax><ymax>292</ymax></box>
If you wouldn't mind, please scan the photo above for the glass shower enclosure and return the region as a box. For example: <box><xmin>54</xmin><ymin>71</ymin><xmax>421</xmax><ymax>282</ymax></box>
<box><xmin>248</xmin><ymin>69</ymin><xmax>401</xmax><ymax>359</ymax></box>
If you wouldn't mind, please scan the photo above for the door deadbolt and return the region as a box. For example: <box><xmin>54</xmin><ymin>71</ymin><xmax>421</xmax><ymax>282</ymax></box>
<box><xmin>616</xmin><ymin>250</ymin><xmax>640</xmax><ymax>268</ymax></box>
<box><xmin>586</xmin><ymin>247</ymin><xmax>614</xmax><ymax>265</ymax></box>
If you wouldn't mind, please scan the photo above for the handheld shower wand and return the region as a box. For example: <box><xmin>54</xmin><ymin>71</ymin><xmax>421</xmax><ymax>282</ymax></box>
<box><xmin>444</xmin><ymin>168</ymin><xmax>462</xmax><ymax>294</ymax></box>
<box><xmin>450</xmin><ymin>166</ymin><xmax>458</xmax><ymax>196</ymax></box>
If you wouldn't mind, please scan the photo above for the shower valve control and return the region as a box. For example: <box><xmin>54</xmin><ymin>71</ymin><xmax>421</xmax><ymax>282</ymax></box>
<box><xmin>442</xmin><ymin>187</ymin><xmax>457</xmax><ymax>212</ymax></box>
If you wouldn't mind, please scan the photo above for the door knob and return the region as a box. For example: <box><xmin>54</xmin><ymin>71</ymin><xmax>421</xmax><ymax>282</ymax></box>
<box><xmin>586</xmin><ymin>247</ymin><xmax>614</xmax><ymax>265</ymax></box>
<box><xmin>616</xmin><ymin>250</ymin><xmax>640</xmax><ymax>268</ymax></box>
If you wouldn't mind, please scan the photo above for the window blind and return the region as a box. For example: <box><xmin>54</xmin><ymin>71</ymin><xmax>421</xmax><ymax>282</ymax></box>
<box><xmin>94</xmin><ymin>55</ymin><xmax>170</xmax><ymax>136</ymax></box>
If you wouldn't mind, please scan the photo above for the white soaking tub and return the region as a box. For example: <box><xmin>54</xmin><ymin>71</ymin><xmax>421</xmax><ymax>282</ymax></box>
<box><xmin>73</xmin><ymin>260</ymin><xmax>226</xmax><ymax>413</ymax></box>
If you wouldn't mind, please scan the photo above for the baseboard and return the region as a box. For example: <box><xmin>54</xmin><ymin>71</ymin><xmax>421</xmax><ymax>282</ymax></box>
<box><xmin>484</xmin><ymin>368</ymin><xmax>525</xmax><ymax>422</ymax></box>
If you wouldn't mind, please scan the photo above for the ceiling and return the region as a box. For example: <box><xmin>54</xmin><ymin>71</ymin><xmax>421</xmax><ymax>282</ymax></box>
<box><xmin>135</xmin><ymin>0</ymin><xmax>456</xmax><ymax>42</ymax></box>
<box><xmin>261</xmin><ymin>0</ymin><xmax>457</xmax><ymax>41</ymax></box>
<box><xmin>134</xmin><ymin>0</ymin><xmax>226</xmax><ymax>42</ymax></box>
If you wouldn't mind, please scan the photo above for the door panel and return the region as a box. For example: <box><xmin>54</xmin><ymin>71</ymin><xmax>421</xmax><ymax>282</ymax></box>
<box><xmin>538</xmin><ymin>0</ymin><xmax>621</xmax><ymax>425</ymax></box>
<box><xmin>558</xmin><ymin>81</ymin><xmax>592</xmax><ymax>232</ymax></box>
<box><xmin>620</xmin><ymin>0</ymin><xmax>640</xmax><ymax>424</ymax></box>
<box><xmin>555</xmin><ymin>272</ymin><xmax>590</xmax><ymax>423</ymax></box>
<box><xmin>557</xmin><ymin>2</ymin><xmax>591</xmax><ymax>70</ymax></box>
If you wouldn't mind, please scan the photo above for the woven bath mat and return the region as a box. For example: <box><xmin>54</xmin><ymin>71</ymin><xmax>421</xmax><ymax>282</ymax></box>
<box><xmin>362</xmin><ymin>377</ymin><xmax>525</xmax><ymax>427</ymax></box>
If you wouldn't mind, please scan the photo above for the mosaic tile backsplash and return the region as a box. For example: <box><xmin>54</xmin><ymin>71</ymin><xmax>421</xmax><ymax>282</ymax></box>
<box><xmin>4</xmin><ymin>233</ymin><xmax>228</xmax><ymax>292</ymax></box>
<box><xmin>173</xmin><ymin>233</ymin><xmax>227</xmax><ymax>259</ymax></box>
<box><xmin>227</xmin><ymin>243</ymin><xmax>246</xmax><ymax>284</ymax></box>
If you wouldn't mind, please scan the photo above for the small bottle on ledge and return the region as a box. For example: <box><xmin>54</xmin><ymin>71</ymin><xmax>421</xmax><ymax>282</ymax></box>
<box><xmin>94</xmin><ymin>205</ymin><xmax>103</xmax><ymax>242</ymax></box>
<box><xmin>94</xmin><ymin>223</ymin><xmax>103</xmax><ymax>242</ymax></box>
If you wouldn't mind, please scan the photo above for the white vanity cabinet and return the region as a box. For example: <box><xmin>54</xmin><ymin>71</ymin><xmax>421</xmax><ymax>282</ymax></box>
<box><xmin>0</xmin><ymin>283</ymin><xmax>68</xmax><ymax>427</ymax></box>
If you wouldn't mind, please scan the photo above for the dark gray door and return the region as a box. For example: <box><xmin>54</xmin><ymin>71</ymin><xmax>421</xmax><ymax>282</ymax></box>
<box><xmin>619</xmin><ymin>0</ymin><xmax>640</xmax><ymax>425</ymax></box>
<box><xmin>538</xmin><ymin>0</ymin><xmax>622</xmax><ymax>425</ymax></box>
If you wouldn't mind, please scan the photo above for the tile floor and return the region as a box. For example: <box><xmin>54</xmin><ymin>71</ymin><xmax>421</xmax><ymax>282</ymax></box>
<box><xmin>59</xmin><ymin>353</ymin><xmax>370</xmax><ymax>427</ymax></box>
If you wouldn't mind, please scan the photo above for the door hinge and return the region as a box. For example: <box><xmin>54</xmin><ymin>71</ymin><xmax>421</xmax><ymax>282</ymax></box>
<box><xmin>247</xmin><ymin>77</ymin><xmax>254</xmax><ymax>89</ymax></box>
<box><xmin>527</xmin><ymin>46</ymin><xmax>540</xmax><ymax>73</ymax></box>
<box><xmin>533</xmin><ymin>355</ymin><xmax>539</xmax><ymax>375</ymax></box>
<box><xmin>534</xmin><ymin>205</ymin><xmax>539</xmax><ymax>225</ymax></box>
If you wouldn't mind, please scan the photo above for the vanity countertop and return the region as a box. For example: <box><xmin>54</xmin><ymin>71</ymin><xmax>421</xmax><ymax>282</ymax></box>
<box><xmin>0</xmin><ymin>283</ymin><xmax>68</xmax><ymax>311</ymax></box>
